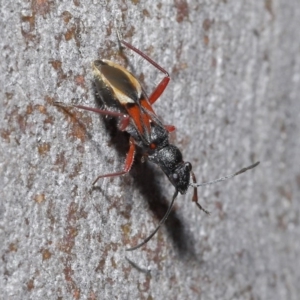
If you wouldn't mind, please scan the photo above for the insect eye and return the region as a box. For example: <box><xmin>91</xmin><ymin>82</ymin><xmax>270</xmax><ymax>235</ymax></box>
<box><xmin>185</xmin><ymin>162</ymin><xmax>192</xmax><ymax>171</ymax></box>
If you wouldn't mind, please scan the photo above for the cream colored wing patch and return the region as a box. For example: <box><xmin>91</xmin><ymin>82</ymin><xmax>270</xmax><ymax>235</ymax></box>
<box><xmin>92</xmin><ymin>59</ymin><xmax>142</xmax><ymax>105</ymax></box>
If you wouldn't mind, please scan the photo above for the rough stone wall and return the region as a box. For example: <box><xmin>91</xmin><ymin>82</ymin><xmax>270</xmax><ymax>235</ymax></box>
<box><xmin>1</xmin><ymin>1</ymin><xmax>299</xmax><ymax>299</ymax></box>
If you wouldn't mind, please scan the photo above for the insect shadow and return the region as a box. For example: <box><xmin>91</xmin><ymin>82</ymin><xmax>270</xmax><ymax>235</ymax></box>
<box><xmin>91</xmin><ymin>83</ymin><xmax>199</xmax><ymax>258</ymax></box>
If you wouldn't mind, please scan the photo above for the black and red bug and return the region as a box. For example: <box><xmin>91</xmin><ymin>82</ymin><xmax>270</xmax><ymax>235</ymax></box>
<box><xmin>55</xmin><ymin>38</ymin><xmax>259</xmax><ymax>251</ymax></box>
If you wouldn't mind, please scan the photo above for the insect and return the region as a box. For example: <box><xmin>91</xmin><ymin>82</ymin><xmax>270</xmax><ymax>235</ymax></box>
<box><xmin>55</xmin><ymin>37</ymin><xmax>259</xmax><ymax>251</ymax></box>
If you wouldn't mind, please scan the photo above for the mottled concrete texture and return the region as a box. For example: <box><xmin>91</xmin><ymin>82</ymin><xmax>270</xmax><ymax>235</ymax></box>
<box><xmin>1</xmin><ymin>1</ymin><xmax>299</xmax><ymax>299</ymax></box>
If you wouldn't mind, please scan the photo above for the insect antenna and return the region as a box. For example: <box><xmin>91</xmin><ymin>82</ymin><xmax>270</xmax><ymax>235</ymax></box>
<box><xmin>125</xmin><ymin>256</ymin><xmax>151</xmax><ymax>275</ymax></box>
<box><xmin>190</xmin><ymin>161</ymin><xmax>259</xmax><ymax>214</ymax></box>
<box><xmin>190</xmin><ymin>161</ymin><xmax>260</xmax><ymax>188</ymax></box>
<box><xmin>126</xmin><ymin>190</ymin><xmax>179</xmax><ymax>251</ymax></box>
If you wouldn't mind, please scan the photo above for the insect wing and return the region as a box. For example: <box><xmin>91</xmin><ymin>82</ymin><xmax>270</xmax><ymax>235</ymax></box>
<box><xmin>93</xmin><ymin>60</ymin><xmax>162</xmax><ymax>143</ymax></box>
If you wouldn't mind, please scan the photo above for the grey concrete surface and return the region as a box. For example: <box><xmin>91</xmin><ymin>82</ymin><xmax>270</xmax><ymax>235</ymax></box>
<box><xmin>1</xmin><ymin>0</ymin><xmax>299</xmax><ymax>299</ymax></box>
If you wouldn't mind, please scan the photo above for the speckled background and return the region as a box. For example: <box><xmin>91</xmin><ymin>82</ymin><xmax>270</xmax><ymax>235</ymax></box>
<box><xmin>1</xmin><ymin>0</ymin><xmax>299</xmax><ymax>299</ymax></box>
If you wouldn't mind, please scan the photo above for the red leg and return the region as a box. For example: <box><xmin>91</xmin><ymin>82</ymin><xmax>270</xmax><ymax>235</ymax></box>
<box><xmin>148</xmin><ymin>77</ymin><xmax>170</xmax><ymax>105</ymax></box>
<box><xmin>120</xmin><ymin>40</ymin><xmax>170</xmax><ymax>105</ymax></box>
<box><xmin>56</xmin><ymin>103</ymin><xmax>130</xmax><ymax>132</ymax></box>
<box><xmin>164</xmin><ymin>125</ymin><xmax>176</xmax><ymax>133</ymax></box>
<box><xmin>191</xmin><ymin>172</ymin><xmax>210</xmax><ymax>215</ymax></box>
<box><xmin>92</xmin><ymin>137</ymin><xmax>136</xmax><ymax>185</ymax></box>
